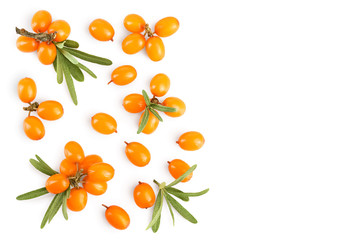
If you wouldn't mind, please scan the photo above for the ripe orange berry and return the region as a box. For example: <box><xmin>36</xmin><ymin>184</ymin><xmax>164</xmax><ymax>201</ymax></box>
<box><xmin>37</xmin><ymin>100</ymin><xmax>64</xmax><ymax>121</ymax></box>
<box><xmin>89</xmin><ymin>19</ymin><xmax>115</xmax><ymax>41</ymax></box>
<box><xmin>139</xmin><ymin>110</ymin><xmax>159</xmax><ymax>134</ymax></box>
<box><xmin>123</xmin><ymin>93</ymin><xmax>146</xmax><ymax>113</ymax></box>
<box><xmin>109</xmin><ymin>65</ymin><xmax>137</xmax><ymax>86</ymax></box>
<box><xmin>23</xmin><ymin>116</ymin><xmax>45</xmax><ymax>140</ymax></box>
<box><xmin>133</xmin><ymin>182</ymin><xmax>155</xmax><ymax>208</ymax></box>
<box><xmin>37</xmin><ymin>42</ymin><xmax>57</xmax><ymax>65</ymax></box>
<box><xmin>177</xmin><ymin>131</ymin><xmax>205</xmax><ymax>151</ymax></box>
<box><xmin>88</xmin><ymin>162</ymin><xmax>114</xmax><ymax>182</ymax></box>
<box><xmin>162</xmin><ymin>97</ymin><xmax>186</xmax><ymax>117</ymax></box>
<box><xmin>45</xmin><ymin>173</ymin><xmax>70</xmax><ymax>194</ymax></box>
<box><xmin>83</xmin><ymin>176</ymin><xmax>107</xmax><ymax>195</ymax></box>
<box><xmin>31</xmin><ymin>10</ymin><xmax>52</xmax><ymax>33</ymax></box>
<box><xmin>155</xmin><ymin>17</ymin><xmax>179</xmax><ymax>37</ymax></box>
<box><xmin>18</xmin><ymin>77</ymin><xmax>37</xmax><ymax>103</ymax></box>
<box><xmin>91</xmin><ymin>113</ymin><xmax>117</xmax><ymax>134</ymax></box>
<box><xmin>64</xmin><ymin>141</ymin><xmax>85</xmax><ymax>163</ymax></box>
<box><xmin>67</xmin><ymin>187</ymin><xmax>87</xmax><ymax>212</ymax></box>
<box><xmin>59</xmin><ymin>158</ymin><xmax>77</xmax><ymax>177</ymax></box>
<box><xmin>145</xmin><ymin>36</ymin><xmax>165</xmax><ymax>62</ymax></box>
<box><xmin>125</xmin><ymin>142</ymin><xmax>151</xmax><ymax>167</ymax></box>
<box><xmin>48</xmin><ymin>20</ymin><xmax>71</xmax><ymax>42</ymax></box>
<box><xmin>79</xmin><ymin>154</ymin><xmax>103</xmax><ymax>174</ymax></box>
<box><xmin>103</xmin><ymin>205</ymin><xmax>130</xmax><ymax>230</ymax></box>
<box><xmin>122</xmin><ymin>33</ymin><xmax>146</xmax><ymax>54</ymax></box>
<box><xmin>124</xmin><ymin>14</ymin><xmax>145</xmax><ymax>33</ymax></box>
<box><xmin>150</xmin><ymin>73</ymin><xmax>170</xmax><ymax>97</ymax></box>
<box><xmin>16</xmin><ymin>36</ymin><xmax>39</xmax><ymax>53</ymax></box>
<box><xmin>168</xmin><ymin>159</ymin><xmax>193</xmax><ymax>183</ymax></box>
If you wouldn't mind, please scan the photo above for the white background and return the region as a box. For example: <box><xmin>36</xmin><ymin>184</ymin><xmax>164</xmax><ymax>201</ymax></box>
<box><xmin>1</xmin><ymin>0</ymin><xmax>360</xmax><ymax>239</ymax></box>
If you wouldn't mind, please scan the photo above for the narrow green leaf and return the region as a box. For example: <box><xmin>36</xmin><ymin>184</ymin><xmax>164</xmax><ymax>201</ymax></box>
<box><xmin>149</xmin><ymin>108</ymin><xmax>163</xmax><ymax>122</ymax></box>
<box><xmin>29</xmin><ymin>159</ymin><xmax>58</xmax><ymax>176</ymax></box>
<box><xmin>150</xmin><ymin>103</ymin><xmax>177</xmax><ymax>113</ymax></box>
<box><xmin>62</xmin><ymin>188</ymin><xmax>70</xmax><ymax>220</ymax></box>
<box><xmin>142</xmin><ymin>90</ymin><xmax>150</xmax><ymax>105</ymax></box>
<box><xmin>60</xmin><ymin>49</ymin><xmax>79</xmax><ymax>65</ymax></box>
<box><xmin>48</xmin><ymin>192</ymin><xmax>66</xmax><ymax>223</ymax></box>
<box><xmin>63</xmin><ymin>47</ymin><xmax>112</xmax><ymax>65</ymax></box>
<box><xmin>55</xmin><ymin>41</ymin><xmax>65</xmax><ymax>49</ymax></box>
<box><xmin>64</xmin><ymin>39</ymin><xmax>79</xmax><ymax>48</ymax></box>
<box><xmin>165</xmin><ymin>187</ymin><xmax>189</xmax><ymax>201</ymax></box>
<box><xmin>77</xmin><ymin>62</ymin><xmax>97</xmax><ymax>78</ymax></box>
<box><xmin>40</xmin><ymin>193</ymin><xmax>64</xmax><ymax>228</ymax></box>
<box><xmin>151</xmin><ymin>190</ymin><xmax>163</xmax><ymax>232</ymax></box>
<box><xmin>163</xmin><ymin>191</ymin><xmax>197</xmax><ymax>224</ymax></box>
<box><xmin>56</xmin><ymin>53</ymin><xmax>64</xmax><ymax>84</ymax></box>
<box><xmin>184</xmin><ymin>188</ymin><xmax>210</xmax><ymax>197</ymax></box>
<box><xmin>137</xmin><ymin>108</ymin><xmax>149</xmax><ymax>134</ymax></box>
<box><xmin>164</xmin><ymin>191</ymin><xmax>175</xmax><ymax>225</ymax></box>
<box><xmin>62</xmin><ymin>55</ymin><xmax>78</xmax><ymax>105</ymax></box>
<box><xmin>167</xmin><ymin>165</ymin><xmax>197</xmax><ymax>188</ymax></box>
<box><xmin>35</xmin><ymin>155</ymin><xmax>58</xmax><ymax>175</ymax></box>
<box><xmin>16</xmin><ymin>187</ymin><xmax>49</xmax><ymax>200</ymax></box>
<box><xmin>53</xmin><ymin>57</ymin><xmax>57</xmax><ymax>72</ymax></box>
<box><xmin>146</xmin><ymin>190</ymin><xmax>163</xmax><ymax>230</ymax></box>
<box><xmin>64</xmin><ymin>57</ymin><xmax>84</xmax><ymax>82</ymax></box>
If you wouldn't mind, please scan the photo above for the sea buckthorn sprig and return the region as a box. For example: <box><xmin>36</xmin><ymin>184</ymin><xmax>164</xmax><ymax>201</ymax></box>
<box><xmin>146</xmin><ymin>164</ymin><xmax>209</xmax><ymax>233</ymax></box>
<box><xmin>16</xmin><ymin>10</ymin><xmax>113</xmax><ymax>105</ymax></box>
<box><xmin>16</xmin><ymin>141</ymin><xmax>114</xmax><ymax>228</ymax></box>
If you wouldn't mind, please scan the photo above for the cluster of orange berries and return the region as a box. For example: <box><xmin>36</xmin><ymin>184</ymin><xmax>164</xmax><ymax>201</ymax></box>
<box><xmin>16</xmin><ymin>10</ymin><xmax>71</xmax><ymax>65</ymax></box>
<box><xmin>18</xmin><ymin>77</ymin><xmax>63</xmax><ymax>140</ymax></box>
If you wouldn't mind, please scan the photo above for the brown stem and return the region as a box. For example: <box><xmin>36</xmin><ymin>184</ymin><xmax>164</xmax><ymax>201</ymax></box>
<box><xmin>15</xmin><ymin>27</ymin><xmax>56</xmax><ymax>43</ymax></box>
<box><xmin>144</xmin><ymin>24</ymin><xmax>154</xmax><ymax>38</ymax></box>
<box><xmin>102</xmin><ymin>204</ymin><xmax>109</xmax><ymax>209</ymax></box>
<box><xmin>150</xmin><ymin>97</ymin><xmax>160</xmax><ymax>104</ymax></box>
<box><xmin>23</xmin><ymin>102</ymin><xmax>39</xmax><ymax>112</ymax></box>
<box><xmin>124</xmin><ymin>141</ymin><xmax>129</xmax><ymax>145</ymax></box>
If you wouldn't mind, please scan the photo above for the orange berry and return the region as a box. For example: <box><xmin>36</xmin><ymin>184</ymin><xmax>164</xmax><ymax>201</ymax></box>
<box><xmin>150</xmin><ymin>73</ymin><xmax>170</xmax><ymax>97</ymax></box>
<box><xmin>139</xmin><ymin>110</ymin><xmax>159</xmax><ymax>134</ymax></box>
<box><xmin>89</xmin><ymin>18</ymin><xmax>115</xmax><ymax>41</ymax></box>
<box><xmin>109</xmin><ymin>65</ymin><xmax>137</xmax><ymax>86</ymax></box>
<box><xmin>79</xmin><ymin>154</ymin><xmax>103</xmax><ymax>174</ymax></box>
<box><xmin>103</xmin><ymin>205</ymin><xmax>130</xmax><ymax>230</ymax></box>
<box><xmin>87</xmin><ymin>162</ymin><xmax>114</xmax><ymax>182</ymax></box>
<box><xmin>125</xmin><ymin>142</ymin><xmax>151</xmax><ymax>167</ymax></box>
<box><xmin>123</xmin><ymin>93</ymin><xmax>146</xmax><ymax>113</ymax></box>
<box><xmin>23</xmin><ymin>116</ymin><xmax>45</xmax><ymax>140</ymax></box>
<box><xmin>37</xmin><ymin>100</ymin><xmax>63</xmax><ymax>121</ymax></box>
<box><xmin>83</xmin><ymin>176</ymin><xmax>107</xmax><ymax>195</ymax></box>
<box><xmin>16</xmin><ymin>36</ymin><xmax>39</xmax><ymax>53</ymax></box>
<box><xmin>37</xmin><ymin>42</ymin><xmax>56</xmax><ymax>65</ymax></box>
<box><xmin>155</xmin><ymin>17</ymin><xmax>179</xmax><ymax>37</ymax></box>
<box><xmin>48</xmin><ymin>20</ymin><xmax>71</xmax><ymax>42</ymax></box>
<box><xmin>59</xmin><ymin>158</ymin><xmax>77</xmax><ymax>177</ymax></box>
<box><xmin>91</xmin><ymin>113</ymin><xmax>117</xmax><ymax>134</ymax></box>
<box><xmin>162</xmin><ymin>97</ymin><xmax>186</xmax><ymax>117</ymax></box>
<box><xmin>168</xmin><ymin>159</ymin><xmax>193</xmax><ymax>183</ymax></box>
<box><xmin>123</xmin><ymin>14</ymin><xmax>145</xmax><ymax>33</ymax></box>
<box><xmin>177</xmin><ymin>131</ymin><xmax>205</xmax><ymax>151</ymax></box>
<box><xmin>122</xmin><ymin>33</ymin><xmax>146</xmax><ymax>54</ymax></box>
<box><xmin>67</xmin><ymin>187</ymin><xmax>87</xmax><ymax>212</ymax></box>
<box><xmin>45</xmin><ymin>173</ymin><xmax>69</xmax><ymax>194</ymax></box>
<box><xmin>145</xmin><ymin>36</ymin><xmax>165</xmax><ymax>62</ymax></box>
<box><xmin>133</xmin><ymin>182</ymin><xmax>155</xmax><ymax>208</ymax></box>
<box><xmin>64</xmin><ymin>141</ymin><xmax>85</xmax><ymax>163</ymax></box>
<box><xmin>31</xmin><ymin>10</ymin><xmax>52</xmax><ymax>33</ymax></box>
<box><xmin>18</xmin><ymin>77</ymin><xmax>37</xmax><ymax>103</ymax></box>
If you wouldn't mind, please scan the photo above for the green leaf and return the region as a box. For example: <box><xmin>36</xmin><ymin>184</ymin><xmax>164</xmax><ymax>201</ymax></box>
<box><xmin>77</xmin><ymin>62</ymin><xmax>97</xmax><ymax>78</ymax></box>
<box><xmin>56</xmin><ymin>53</ymin><xmax>64</xmax><ymax>84</ymax></box>
<box><xmin>63</xmin><ymin>57</ymin><xmax>84</xmax><ymax>82</ymax></box>
<box><xmin>149</xmin><ymin>108</ymin><xmax>163</xmax><ymax>122</ymax></box>
<box><xmin>63</xmin><ymin>47</ymin><xmax>112</xmax><ymax>65</ymax></box>
<box><xmin>146</xmin><ymin>190</ymin><xmax>163</xmax><ymax>231</ymax></box>
<box><xmin>55</xmin><ymin>41</ymin><xmax>65</xmax><ymax>49</ymax></box>
<box><xmin>184</xmin><ymin>188</ymin><xmax>210</xmax><ymax>197</ymax></box>
<box><xmin>151</xmin><ymin>190</ymin><xmax>163</xmax><ymax>233</ymax></box>
<box><xmin>165</xmin><ymin>187</ymin><xmax>189</xmax><ymax>201</ymax></box>
<box><xmin>137</xmin><ymin>108</ymin><xmax>149</xmax><ymax>134</ymax></box>
<box><xmin>166</xmin><ymin>165</ymin><xmax>197</xmax><ymax>188</ymax></box>
<box><xmin>16</xmin><ymin>187</ymin><xmax>49</xmax><ymax>200</ymax></box>
<box><xmin>40</xmin><ymin>192</ymin><xmax>65</xmax><ymax>228</ymax></box>
<box><xmin>62</xmin><ymin>54</ymin><xmax>78</xmax><ymax>105</ymax></box>
<box><xmin>53</xmin><ymin>57</ymin><xmax>57</xmax><ymax>72</ymax></box>
<box><xmin>150</xmin><ymin>103</ymin><xmax>177</xmax><ymax>113</ymax></box>
<box><xmin>62</xmin><ymin>188</ymin><xmax>70</xmax><ymax>220</ymax></box>
<box><xmin>164</xmin><ymin>191</ymin><xmax>175</xmax><ymax>225</ymax></box>
<box><xmin>142</xmin><ymin>90</ymin><xmax>150</xmax><ymax>105</ymax></box>
<box><xmin>163</xmin><ymin>191</ymin><xmax>197</xmax><ymax>224</ymax></box>
<box><xmin>64</xmin><ymin>39</ymin><xmax>79</xmax><ymax>48</ymax></box>
<box><xmin>29</xmin><ymin>156</ymin><xmax>58</xmax><ymax>176</ymax></box>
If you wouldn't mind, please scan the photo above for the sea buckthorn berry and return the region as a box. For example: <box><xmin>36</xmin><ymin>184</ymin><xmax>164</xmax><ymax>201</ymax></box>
<box><xmin>91</xmin><ymin>113</ymin><xmax>117</xmax><ymax>134</ymax></box>
<box><xmin>162</xmin><ymin>97</ymin><xmax>186</xmax><ymax>117</ymax></box>
<box><xmin>124</xmin><ymin>14</ymin><xmax>145</xmax><ymax>33</ymax></box>
<box><xmin>79</xmin><ymin>154</ymin><xmax>103</xmax><ymax>174</ymax></box>
<box><xmin>18</xmin><ymin>77</ymin><xmax>37</xmax><ymax>103</ymax></box>
<box><xmin>45</xmin><ymin>173</ymin><xmax>70</xmax><ymax>194</ymax></box>
<box><xmin>88</xmin><ymin>162</ymin><xmax>114</xmax><ymax>182</ymax></box>
<box><xmin>168</xmin><ymin>159</ymin><xmax>193</xmax><ymax>183</ymax></box>
<box><xmin>133</xmin><ymin>182</ymin><xmax>155</xmax><ymax>208</ymax></box>
<box><xmin>125</xmin><ymin>142</ymin><xmax>151</xmax><ymax>167</ymax></box>
<box><xmin>109</xmin><ymin>65</ymin><xmax>137</xmax><ymax>86</ymax></box>
<box><xmin>122</xmin><ymin>33</ymin><xmax>146</xmax><ymax>54</ymax></box>
<box><xmin>145</xmin><ymin>36</ymin><xmax>165</xmax><ymax>62</ymax></box>
<box><xmin>177</xmin><ymin>131</ymin><xmax>205</xmax><ymax>151</ymax></box>
<box><xmin>139</xmin><ymin>110</ymin><xmax>159</xmax><ymax>134</ymax></box>
<box><xmin>31</xmin><ymin>10</ymin><xmax>52</xmax><ymax>33</ymax></box>
<box><xmin>89</xmin><ymin>19</ymin><xmax>115</xmax><ymax>41</ymax></box>
<box><xmin>47</xmin><ymin>20</ymin><xmax>71</xmax><ymax>42</ymax></box>
<box><xmin>123</xmin><ymin>93</ymin><xmax>146</xmax><ymax>113</ymax></box>
<box><xmin>103</xmin><ymin>205</ymin><xmax>130</xmax><ymax>230</ymax></box>
<box><xmin>16</xmin><ymin>36</ymin><xmax>39</xmax><ymax>53</ymax></box>
<box><xmin>37</xmin><ymin>42</ymin><xmax>57</xmax><ymax>65</ymax></box>
<box><xmin>155</xmin><ymin>17</ymin><xmax>179</xmax><ymax>37</ymax></box>
<box><xmin>83</xmin><ymin>176</ymin><xmax>107</xmax><ymax>195</ymax></box>
<box><xmin>150</xmin><ymin>73</ymin><xmax>170</xmax><ymax>97</ymax></box>
<box><xmin>59</xmin><ymin>158</ymin><xmax>77</xmax><ymax>177</ymax></box>
<box><xmin>67</xmin><ymin>187</ymin><xmax>87</xmax><ymax>212</ymax></box>
<box><xmin>23</xmin><ymin>116</ymin><xmax>45</xmax><ymax>140</ymax></box>
<box><xmin>64</xmin><ymin>141</ymin><xmax>85</xmax><ymax>163</ymax></box>
<box><xmin>37</xmin><ymin>100</ymin><xmax>64</xmax><ymax>121</ymax></box>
